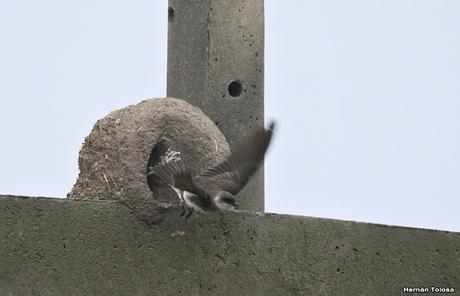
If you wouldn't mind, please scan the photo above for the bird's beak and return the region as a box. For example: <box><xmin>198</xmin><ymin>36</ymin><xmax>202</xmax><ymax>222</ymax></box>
<box><xmin>234</xmin><ymin>202</ymin><xmax>240</xmax><ymax>208</ymax></box>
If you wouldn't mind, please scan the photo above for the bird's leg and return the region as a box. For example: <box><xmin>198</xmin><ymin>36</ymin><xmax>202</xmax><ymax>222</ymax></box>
<box><xmin>179</xmin><ymin>203</ymin><xmax>186</xmax><ymax>217</ymax></box>
<box><xmin>185</xmin><ymin>207</ymin><xmax>194</xmax><ymax>220</ymax></box>
<box><xmin>172</xmin><ymin>187</ymin><xmax>186</xmax><ymax>217</ymax></box>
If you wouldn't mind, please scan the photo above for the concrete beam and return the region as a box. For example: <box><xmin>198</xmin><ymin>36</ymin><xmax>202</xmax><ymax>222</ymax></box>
<box><xmin>167</xmin><ymin>0</ymin><xmax>265</xmax><ymax>211</ymax></box>
<box><xmin>1</xmin><ymin>195</ymin><xmax>458</xmax><ymax>295</ymax></box>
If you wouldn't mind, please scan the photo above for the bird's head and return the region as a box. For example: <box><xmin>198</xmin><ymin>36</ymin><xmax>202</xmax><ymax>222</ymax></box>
<box><xmin>213</xmin><ymin>191</ymin><xmax>239</xmax><ymax>211</ymax></box>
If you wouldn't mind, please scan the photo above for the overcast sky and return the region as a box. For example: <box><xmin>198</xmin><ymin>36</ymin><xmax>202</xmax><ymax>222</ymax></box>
<box><xmin>1</xmin><ymin>0</ymin><xmax>459</xmax><ymax>232</ymax></box>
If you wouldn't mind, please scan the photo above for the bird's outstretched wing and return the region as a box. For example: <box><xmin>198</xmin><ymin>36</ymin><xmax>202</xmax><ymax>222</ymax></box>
<box><xmin>195</xmin><ymin>121</ymin><xmax>275</xmax><ymax>197</ymax></box>
<box><xmin>151</xmin><ymin>158</ymin><xmax>203</xmax><ymax>196</ymax></box>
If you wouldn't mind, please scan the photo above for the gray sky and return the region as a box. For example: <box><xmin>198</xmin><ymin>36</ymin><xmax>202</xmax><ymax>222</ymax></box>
<box><xmin>1</xmin><ymin>0</ymin><xmax>459</xmax><ymax>232</ymax></box>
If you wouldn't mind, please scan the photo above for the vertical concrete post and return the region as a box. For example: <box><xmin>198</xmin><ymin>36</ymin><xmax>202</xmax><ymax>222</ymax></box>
<box><xmin>167</xmin><ymin>0</ymin><xmax>265</xmax><ymax>211</ymax></box>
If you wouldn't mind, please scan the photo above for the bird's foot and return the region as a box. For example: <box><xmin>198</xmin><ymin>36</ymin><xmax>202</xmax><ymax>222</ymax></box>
<box><xmin>179</xmin><ymin>204</ymin><xmax>188</xmax><ymax>217</ymax></box>
<box><xmin>185</xmin><ymin>208</ymin><xmax>194</xmax><ymax>220</ymax></box>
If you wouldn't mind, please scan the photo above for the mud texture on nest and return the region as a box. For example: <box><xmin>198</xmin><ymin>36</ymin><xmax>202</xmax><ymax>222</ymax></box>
<box><xmin>68</xmin><ymin>97</ymin><xmax>230</xmax><ymax>224</ymax></box>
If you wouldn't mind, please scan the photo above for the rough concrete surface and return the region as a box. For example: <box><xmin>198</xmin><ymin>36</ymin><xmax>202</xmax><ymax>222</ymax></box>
<box><xmin>68</xmin><ymin>97</ymin><xmax>230</xmax><ymax>223</ymax></box>
<box><xmin>167</xmin><ymin>0</ymin><xmax>265</xmax><ymax>212</ymax></box>
<box><xmin>1</xmin><ymin>195</ymin><xmax>458</xmax><ymax>296</ymax></box>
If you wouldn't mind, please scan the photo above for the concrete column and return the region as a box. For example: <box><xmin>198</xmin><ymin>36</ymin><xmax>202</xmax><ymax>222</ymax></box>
<box><xmin>167</xmin><ymin>0</ymin><xmax>265</xmax><ymax>211</ymax></box>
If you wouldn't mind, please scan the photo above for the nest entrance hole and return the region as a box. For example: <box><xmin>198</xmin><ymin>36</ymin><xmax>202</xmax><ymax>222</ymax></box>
<box><xmin>146</xmin><ymin>142</ymin><xmax>169</xmax><ymax>192</ymax></box>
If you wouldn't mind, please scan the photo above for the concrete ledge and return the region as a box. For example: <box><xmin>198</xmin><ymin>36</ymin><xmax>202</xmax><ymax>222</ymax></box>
<box><xmin>1</xmin><ymin>195</ymin><xmax>459</xmax><ymax>295</ymax></box>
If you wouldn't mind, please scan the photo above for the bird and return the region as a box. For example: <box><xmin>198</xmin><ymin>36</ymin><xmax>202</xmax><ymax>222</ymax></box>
<box><xmin>150</xmin><ymin>121</ymin><xmax>275</xmax><ymax>218</ymax></box>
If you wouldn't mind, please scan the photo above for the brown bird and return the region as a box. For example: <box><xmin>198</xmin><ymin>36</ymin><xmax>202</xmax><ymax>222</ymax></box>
<box><xmin>150</xmin><ymin>121</ymin><xmax>275</xmax><ymax>218</ymax></box>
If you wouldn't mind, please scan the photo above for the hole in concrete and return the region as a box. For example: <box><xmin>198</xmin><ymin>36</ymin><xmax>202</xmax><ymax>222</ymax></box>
<box><xmin>146</xmin><ymin>142</ymin><xmax>168</xmax><ymax>192</ymax></box>
<box><xmin>168</xmin><ymin>7</ymin><xmax>174</xmax><ymax>22</ymax></box>
<box><xmin>228</xmin><ymin>80</ymin><xmax>243</xmax><ymax>97</ymax></box>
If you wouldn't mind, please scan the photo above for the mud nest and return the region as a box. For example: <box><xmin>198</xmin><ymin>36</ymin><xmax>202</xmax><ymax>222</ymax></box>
<box><xmin>68</xmin><ymin>97</ymin><xmax>230</xmax><ymax>223</ymax></box>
